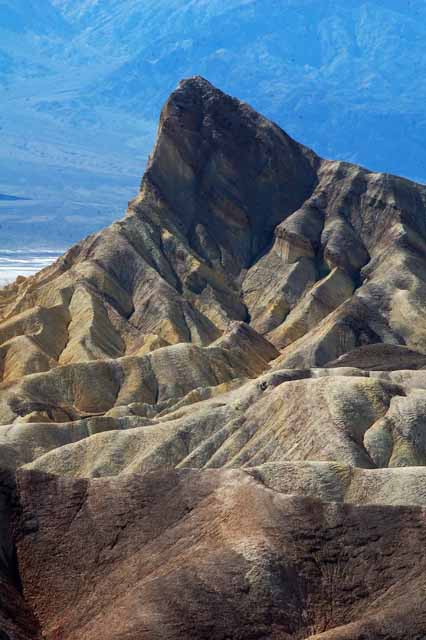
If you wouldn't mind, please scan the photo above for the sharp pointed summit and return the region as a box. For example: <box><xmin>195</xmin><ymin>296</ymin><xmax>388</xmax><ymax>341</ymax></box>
<box><xmin>140</xmin><ymin>75</ymin><xmax>319</xmax><ymax>268</ymax></box>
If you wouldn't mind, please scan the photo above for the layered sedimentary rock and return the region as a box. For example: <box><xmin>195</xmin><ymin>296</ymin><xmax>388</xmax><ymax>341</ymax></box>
<box><xmin>2</xmin><ymin>77</ymin><xmax>426</xmax><ymax>637</ymax></box>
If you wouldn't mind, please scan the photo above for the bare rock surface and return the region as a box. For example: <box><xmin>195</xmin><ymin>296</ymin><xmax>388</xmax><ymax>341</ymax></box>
<box><xmin>2</xmin><ymin>77</ymin><xmax>426</xmax><ymax>636</ymax></box>
<box><xmin>12</xmin><ymin>468</ymin><xmax>426</xmax><ymax>640</ymax></box>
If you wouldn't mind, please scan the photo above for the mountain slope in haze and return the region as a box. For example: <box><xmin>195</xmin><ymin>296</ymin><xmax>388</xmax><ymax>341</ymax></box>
<box><xmin>2</xmin><ymin>78</ymin><xmax>426</xmax><ymax>638</ymax></box>
<box><xmin>2</xmin><ymin>0</ymin><xmax>426</xmax><ymax>248</ymax></box>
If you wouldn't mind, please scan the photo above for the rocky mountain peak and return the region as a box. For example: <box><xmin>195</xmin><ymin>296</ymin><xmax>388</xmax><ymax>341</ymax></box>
<box><xmin>1</xmin><ymin>78</ymin><xmax>426</xmax><ymax>638</ymax></box>
<box><xmin>2</xmin><ymin>79</ymin><xmax>426</xmax><ymax>366</ymax></box>
<box><xmin>138</xmin><ymin>75</ymin><xmax>319</xmax><ymax>270</ymax></box>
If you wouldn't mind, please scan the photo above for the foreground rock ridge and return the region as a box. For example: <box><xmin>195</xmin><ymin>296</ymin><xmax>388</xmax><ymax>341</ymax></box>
<box><xmin>1</xmin><ymin>76</ymin><xmax>426</xmax><ymax>638</ymax></box>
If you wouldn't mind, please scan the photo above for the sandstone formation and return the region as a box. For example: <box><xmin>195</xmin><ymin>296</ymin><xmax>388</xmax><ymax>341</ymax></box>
<box><xmin>1</xmin><ymin>77</ymin><xmax>426</xmax><ymax>637</ymax></box>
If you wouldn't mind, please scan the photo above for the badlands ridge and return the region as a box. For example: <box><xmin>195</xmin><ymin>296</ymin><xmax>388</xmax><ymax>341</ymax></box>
<box><xmin>1</xmin><ymin>78</ymin><xmax>426</xmax><ymax>638</ymax></box>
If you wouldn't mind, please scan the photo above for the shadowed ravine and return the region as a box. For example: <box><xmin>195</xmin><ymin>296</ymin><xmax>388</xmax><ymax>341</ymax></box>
<box><xmin>1</xmin><ymin>77</ymin><xmax>426</xmax><ymax>638</ymax></box>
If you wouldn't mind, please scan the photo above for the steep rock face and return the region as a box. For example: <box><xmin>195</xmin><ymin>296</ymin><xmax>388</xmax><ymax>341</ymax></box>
<box><xmin>0</xmin><ymin>472</ymin><xmax>41</xmax><ymax>640</ymax></box>
<box><xmin>2</xmin><ymin>78</ymin><xmax>426</xmax><ymax>637</ymax></box>
<box><xmin>142</xmin><ymin>76</ymin><xmax>319</xmax><ymax>271</ymax></box>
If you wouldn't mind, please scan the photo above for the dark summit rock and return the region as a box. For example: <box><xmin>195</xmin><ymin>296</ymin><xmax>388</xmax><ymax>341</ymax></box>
<box><xmin>142</xmin><ymin>77</ymin><xmax>319</xmax><ymax>269</ymax></box>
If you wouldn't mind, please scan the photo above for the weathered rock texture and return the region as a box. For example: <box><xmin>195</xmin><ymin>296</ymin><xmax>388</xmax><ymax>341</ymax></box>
<box><xmin>1</xmin><ymin>77</ymin><xmax>426</xmax><ymax>637</ymax></box>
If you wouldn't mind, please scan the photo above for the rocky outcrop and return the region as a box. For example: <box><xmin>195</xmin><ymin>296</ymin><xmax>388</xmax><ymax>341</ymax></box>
<box><xmin>2</xmin><ymin>77</ymin><xmax>426</xmax><ymax>637</ymax></box>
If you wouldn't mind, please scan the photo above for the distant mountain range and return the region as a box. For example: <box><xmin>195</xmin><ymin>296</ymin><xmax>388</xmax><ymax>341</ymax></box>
<box><xmin>1</xmin><ymin>0</ymin><xmax>426</xmax><ymax>247</ymax></box>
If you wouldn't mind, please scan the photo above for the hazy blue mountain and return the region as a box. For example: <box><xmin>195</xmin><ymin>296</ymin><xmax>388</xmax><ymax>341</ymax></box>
<box><xmin>1</xmin><ymin>0</ymin><xmax>426</xmax><ymax>248</ymax></box>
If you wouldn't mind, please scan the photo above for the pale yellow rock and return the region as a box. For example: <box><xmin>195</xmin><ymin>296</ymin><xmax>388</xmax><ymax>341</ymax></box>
<box><xmin>59</xmin><ymin>286</ymin><xmax>124</xmax><ymax>364</ymax></box>
<box><xmin>131</xmin><ymin>334</ymin><xmax>170</xmax><ymax>356</ymax></box>
<box><xmin>268</xmin><ymin>267</ymin><xmax>354</xmax><ymax>348</ymax></box>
